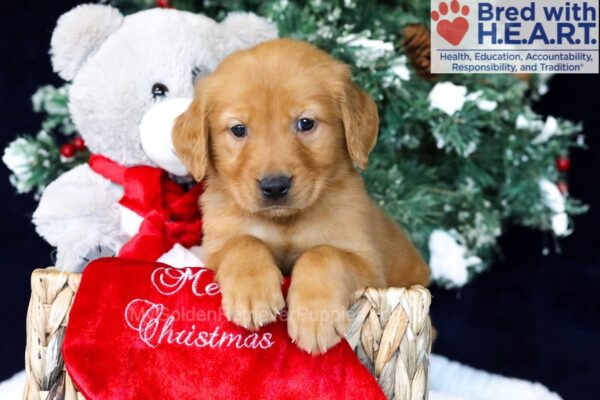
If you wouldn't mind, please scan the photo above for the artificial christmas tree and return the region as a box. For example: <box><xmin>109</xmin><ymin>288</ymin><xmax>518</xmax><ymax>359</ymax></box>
<box><xmin>3</xmin><ymin>0</ymin><xmax>586</xmax><ymax>287</ymax></box>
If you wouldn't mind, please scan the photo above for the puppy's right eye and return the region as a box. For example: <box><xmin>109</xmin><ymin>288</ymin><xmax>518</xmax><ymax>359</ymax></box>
<box><xmin>296</xmin><ymin>118</ymin><xmax>316</xmax><ymax>132</ymax></box>
<box><xmin>230</xmin><ymin>124</ymin><xmax>247</xmax><ymax>138</ymax></box>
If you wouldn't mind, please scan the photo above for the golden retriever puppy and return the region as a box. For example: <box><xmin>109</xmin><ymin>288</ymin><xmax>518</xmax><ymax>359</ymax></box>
<box><xmin>173</xmin><ymin>39</ymin><xmax>429</xmax><ymax>354</ymax></box>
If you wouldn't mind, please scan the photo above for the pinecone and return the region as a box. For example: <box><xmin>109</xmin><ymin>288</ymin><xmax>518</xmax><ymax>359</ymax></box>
<box><xmin>402</xmin><ymin>23</ymin><xmax>434</xmax><ymax>80</ymax></box>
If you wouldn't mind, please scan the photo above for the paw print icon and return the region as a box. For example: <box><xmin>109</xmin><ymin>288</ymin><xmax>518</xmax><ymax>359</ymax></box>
<box><xmin>431</xmin><ymin>0</ymin><xmax>470</xmax><ymax>46</ymax></box>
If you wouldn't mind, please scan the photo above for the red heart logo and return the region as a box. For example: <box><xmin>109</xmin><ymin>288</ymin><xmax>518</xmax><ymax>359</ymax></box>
<box><xmin>436</xmin><ymin>17</ymin><xmax>469</xmax><ymax>46</ymax></box>
<box><xmin>63</xmin><ymin>258</ymin><xmax>386</xmax><ymax>400</ymax></box>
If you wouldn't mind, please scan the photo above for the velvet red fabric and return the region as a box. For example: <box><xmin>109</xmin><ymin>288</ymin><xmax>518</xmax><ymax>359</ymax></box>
<box><xmin>63</xmin><ymin>258</ymin><xmax>386</xmax><ymax>399</ymax></box>
<box><xmin>88</xmin><ymin>154</ymin><xmax>204</xmax><ymax>261</ymax></box>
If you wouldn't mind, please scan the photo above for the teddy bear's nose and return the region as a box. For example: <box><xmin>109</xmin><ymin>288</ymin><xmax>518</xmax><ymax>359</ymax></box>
<box><xmin>259</xmin><ymin>175</ymin><xmax>292</xmax><ymax>200</ymax></box>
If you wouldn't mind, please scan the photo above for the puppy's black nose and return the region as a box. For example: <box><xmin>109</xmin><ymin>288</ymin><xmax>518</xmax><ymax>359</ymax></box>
<box><xmin>259</xmin><ymin>175</ymin><xmax>292</xmax><ymax>200</ymax></box>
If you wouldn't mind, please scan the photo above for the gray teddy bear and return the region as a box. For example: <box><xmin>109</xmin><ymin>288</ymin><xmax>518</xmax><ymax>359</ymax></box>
<box><xmin>33</xmin><ymin>4</ymin><xmax>277</xmax><ymax>272</ymax></box>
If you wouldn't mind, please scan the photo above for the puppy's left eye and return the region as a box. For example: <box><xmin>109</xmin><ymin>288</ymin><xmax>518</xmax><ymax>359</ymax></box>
<box><xmin>296</xmin><ymin>118</ymin><xmax>316</xmax><ymax>132</ymax></box>
<box><xmin>230</xmin><ymin>124</ymin><xmax>247</xmax><ymax>138</ymax></box>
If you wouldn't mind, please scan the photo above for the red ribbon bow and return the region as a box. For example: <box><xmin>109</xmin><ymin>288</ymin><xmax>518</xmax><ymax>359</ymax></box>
<box><xmin>89</xmin><ymin>154</ymin><xmax>204</xmax><ymax>261</ymax></box>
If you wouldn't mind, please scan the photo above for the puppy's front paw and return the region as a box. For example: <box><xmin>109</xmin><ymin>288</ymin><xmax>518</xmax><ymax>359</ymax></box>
<box><xmin>218</xmin><ymin>263</ymin><xmax>285</xmax><ymax>330</ymax></box>
<box><xmin>287</xmin><ymin>286</ymin><xmax>349</xmax><ymax>354</ymax></box>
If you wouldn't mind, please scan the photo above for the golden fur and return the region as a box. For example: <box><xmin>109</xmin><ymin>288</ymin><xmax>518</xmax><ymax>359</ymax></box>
<box><xmin>173</xmin><ymin>39</ymin><xmax>429</xmax><ymax>354</ymax></box>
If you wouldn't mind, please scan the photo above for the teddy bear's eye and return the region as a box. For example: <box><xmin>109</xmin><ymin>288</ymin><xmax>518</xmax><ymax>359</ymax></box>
<box><xmin>151</xmin><ymin>83</ymin><xmax>169</xmax><ymax>99</ymax></box>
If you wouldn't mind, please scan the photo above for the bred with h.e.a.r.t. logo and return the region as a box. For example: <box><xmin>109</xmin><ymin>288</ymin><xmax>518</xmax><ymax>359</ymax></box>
<box><xmin>431</xmin><ymin>0</ymin><xmax>599</xmax><ymax>74</ymax></box>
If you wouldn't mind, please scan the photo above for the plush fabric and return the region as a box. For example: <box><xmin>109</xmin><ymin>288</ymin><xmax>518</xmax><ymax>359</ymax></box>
<box><xmin>429</xmin><ymin>355</ymin><xmax>563</xmax><ymax>400</ymax></box>
<box><xmin>63</xmin><ymin>259</ymin><xmax>386</xmax><ymax>400</ymax></box>
<box><xmin>89</xmin><ymin>154</ymin><xmax>204</xmax><ymax>261</ymax></box>
<box><xmin>0</xmin><ymin>370</ymin><xmax>27</xmax><ymax>400</ymax></box>
<box><xmin>32</xmin><ymin>163</ymin><xmax>126</xmax><ymax>272</ymax></box>
<box><xmin>32</xmin><ymin>5</ymin><xmax>277</xmax><ymax>272</ymax></box>
<box><xmin>0</xmin><ymin>366</ymin><xmax>566</xmax><ymax>400</ymax></box>
<box><xmin>53</xmin><ymin>5</ymin><xmax>278</xmax><ymax>168</ymax></box>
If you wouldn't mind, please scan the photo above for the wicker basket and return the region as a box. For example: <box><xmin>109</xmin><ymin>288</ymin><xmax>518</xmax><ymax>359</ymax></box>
<box><xmin>24</xmin><ymin>267</ymin><xmax>431</xmax><ymax>400</ymax></box>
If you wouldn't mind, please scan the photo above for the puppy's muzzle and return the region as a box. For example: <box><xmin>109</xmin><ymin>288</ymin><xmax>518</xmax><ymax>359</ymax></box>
<box><xmin>259</xmin><ymin>175</ymin><xmax>292</xmax><ymax>201</ymax></box>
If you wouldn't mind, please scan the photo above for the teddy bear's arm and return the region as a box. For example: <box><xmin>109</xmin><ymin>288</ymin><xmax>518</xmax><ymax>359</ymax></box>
<box><xmin>33</xmin><ymin>164</ymin><xmax>127</xmax><ymax>272</ymax></box>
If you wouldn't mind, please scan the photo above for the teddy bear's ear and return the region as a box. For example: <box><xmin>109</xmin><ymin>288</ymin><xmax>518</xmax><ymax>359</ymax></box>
<box><xmin>217</xmin><ymin>12</ymin><xmax>278</xmax><ymax>56</ymax></box>
<box><xmin>50</xmin><ymin>4</ymin><xmax>124</xmax><ymax>81</ymax></box>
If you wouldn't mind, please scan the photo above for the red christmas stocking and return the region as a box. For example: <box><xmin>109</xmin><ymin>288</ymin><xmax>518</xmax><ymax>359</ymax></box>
<box><xmin>63</xmin><ymin>258</ymin><xmax>386</xmax><ymax>399</ymax></box>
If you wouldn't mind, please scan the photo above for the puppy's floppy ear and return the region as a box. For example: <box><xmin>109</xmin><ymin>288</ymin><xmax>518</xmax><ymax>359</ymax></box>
<box><xmin>339</xmin><ymin>80</ymin><xmax>379</xmax><ymax>170</ymax></box>
<box><xmin>173</xmin><ymin>95</ymin><xmax>210</xmax><ymax>181</ymax></box>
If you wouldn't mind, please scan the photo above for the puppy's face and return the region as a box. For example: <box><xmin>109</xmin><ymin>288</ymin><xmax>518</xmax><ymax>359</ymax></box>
<box><xmin>174</xmin><ymin>39</ymin><xmax>379</xmax><ymax>218</ymax></box>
